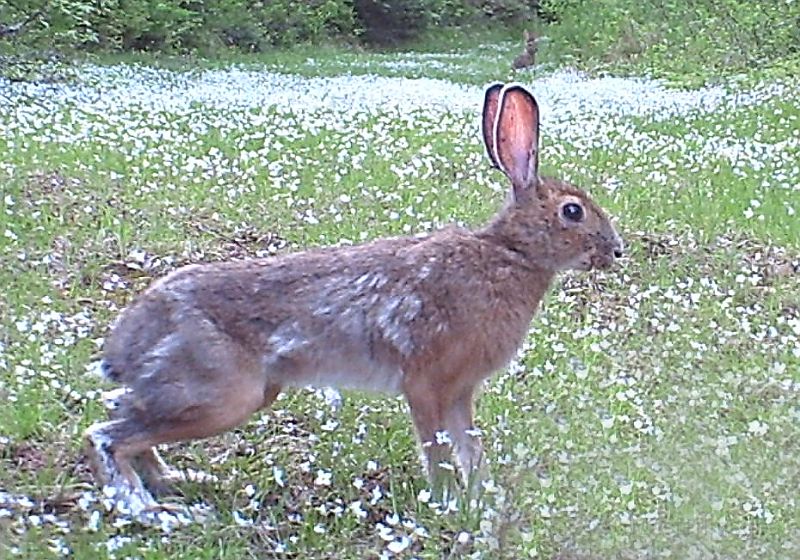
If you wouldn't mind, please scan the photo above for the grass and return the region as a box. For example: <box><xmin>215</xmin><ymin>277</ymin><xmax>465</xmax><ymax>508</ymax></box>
<box><xmin>0</xmin><ymin>42</ymin><xmax>799</xmax><ymax>559</ymax></box>
<box><xmin>84</xmin><ymin>42</ymin><xmax>525</xmax><ymax>87</ymax></box>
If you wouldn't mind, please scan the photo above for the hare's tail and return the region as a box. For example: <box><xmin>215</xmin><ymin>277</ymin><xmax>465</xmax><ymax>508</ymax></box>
<box><xmin>98</xmin><ymin>359</ymin><xmax>120</xmax><ymax>381</ymax></box>
<box><xmin>86</xmin><ymin>358</ymin><xmax>122</xmax><ymax>382</ymax></box>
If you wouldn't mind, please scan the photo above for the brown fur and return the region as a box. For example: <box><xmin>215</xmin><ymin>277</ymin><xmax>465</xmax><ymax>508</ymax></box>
<box><xmin>84</xmin><ymin>83</ymin><xmax>623</xmax><ymax>509</ymax></box>
<box><xmin>512</xmin><ymin>30</ymin><xmax>538</xmax><ymax>70</ymax></box>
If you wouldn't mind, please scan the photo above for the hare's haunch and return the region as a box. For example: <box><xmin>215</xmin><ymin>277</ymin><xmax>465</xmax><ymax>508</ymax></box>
<box><xmin>85</xmin><ymin>83</ymin><xmax>623</xmax><ymax>511</ymax></box>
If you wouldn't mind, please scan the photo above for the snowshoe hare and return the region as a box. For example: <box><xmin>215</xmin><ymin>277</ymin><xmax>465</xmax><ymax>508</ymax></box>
<box><xmin>85</xmin><ymin>83</ymin><xmax>623</xmax><ymax>511</ymax></box>
<box><xmin>512</xmin><ymin>30</ymin><xmax>538</xmax><ymax>70</ymax></box>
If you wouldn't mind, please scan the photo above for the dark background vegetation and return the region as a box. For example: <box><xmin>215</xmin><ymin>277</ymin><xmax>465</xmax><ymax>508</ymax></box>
<box><xmin>1</xmin><ymin>1</ymin><xmax>800</xmax><ymax>82</ymax></box>
<box><xmin>0</xmin><ymin>0</ymin><xmax>538</xmax><ymax>52</ymax></box>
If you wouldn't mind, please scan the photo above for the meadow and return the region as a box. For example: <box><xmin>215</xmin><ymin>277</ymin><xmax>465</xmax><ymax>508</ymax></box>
<box><xmin>0</xmin><ymin>40</ymin><xmax>798</xmax><ymax>559</ymax></box>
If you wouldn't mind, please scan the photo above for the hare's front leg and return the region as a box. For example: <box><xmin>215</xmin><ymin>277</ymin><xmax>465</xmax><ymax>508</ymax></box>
<box><xmin>443</xmin><ymin>385</ymin><xmax>485</xmax><ymax>495</ymax></box>
<box><xmin>404</xmin><ymin>376</ymin><xmax>481</xmax><ymax>502</ymax></box>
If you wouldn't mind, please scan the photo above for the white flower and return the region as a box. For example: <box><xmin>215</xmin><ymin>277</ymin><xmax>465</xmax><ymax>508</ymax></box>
<box><xmin>434</xmin><ymin>431</ymin><xmax>451</xmax><ymax>445</ymax></box>
<box><xmin>314</xmin><ymin>470</ymin><xmax>332</xmax><ymax>486</ymax></box>
<box><xmin>386</xmin><ymin>536</ymin><xmax>410</xmax><ymax>554</ymax></box>
<box><xmin>233</xmin><ymin>511</ymin><xmax>253</xmax><ymax>526</ymax></box>
<box><xmin>273</xmin><ymin>466</ymin><xmax>285</xmax><ymax>487</ymax></box>
<box><xmin>88</xmin><ymin>510</ymin><xmax>101</xmax><ymax>531</ymax></box>
<box><xmin>349</xmin><ymin>500</ymin><xmax>367</xmax><ymax>519</ymax></box>
<box><xmin>747</xmin><ymin>420</ymin><xmax>769</xmax><ymax>436</ymax></box>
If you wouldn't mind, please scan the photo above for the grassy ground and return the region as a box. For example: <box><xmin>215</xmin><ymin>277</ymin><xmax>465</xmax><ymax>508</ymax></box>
<box><xmin>0</xmin><ymin>42</ymin><xmax>798</xmax><ymax>559</ymax></box>
<box><xmin>85</xmin><ymin>30</ymin><xmax>527</xmax><ymax>87</ymax></box>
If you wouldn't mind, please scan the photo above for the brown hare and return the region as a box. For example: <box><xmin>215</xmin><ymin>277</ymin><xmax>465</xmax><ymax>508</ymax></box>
<box><xmin>84</xmin><ymin>83</ymin><xmax>623</xmax><ymax>512</ymax></box>
<box><xmin>512</xmin><ymin>30</ymin><xmax>538</xmax><ymax>70</ymax></box>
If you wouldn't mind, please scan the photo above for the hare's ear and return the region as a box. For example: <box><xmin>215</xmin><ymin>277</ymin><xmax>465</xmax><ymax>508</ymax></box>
<box><xmin>494</xmin><ymin>84</ymin><xmax>540</xmax><ymax>200</ymax></box>
<box><xmin>482</xmin><ymin>82</ymin><xmax>503</xmax><ymax>169</ymax></box>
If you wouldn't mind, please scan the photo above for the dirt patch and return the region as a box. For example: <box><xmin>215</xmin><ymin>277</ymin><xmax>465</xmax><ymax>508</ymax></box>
<box><xmin>552</xmin><ymin>550</ymin><xmax>603</xmax><ymax>560</ymax></box>
<box><xmin>191</xmin><ymin>221</ymin><xmax>290</xmax><ymax>261</ymax></box>
<box><xmin>9</xmin><ymin>441</ymin><xmax>48</xmax><ymax>472</ymax></box>
<box><xmin>23</xmin><ymin>172</ymin><xmax>74</xmax><ymax>205</ymax></box>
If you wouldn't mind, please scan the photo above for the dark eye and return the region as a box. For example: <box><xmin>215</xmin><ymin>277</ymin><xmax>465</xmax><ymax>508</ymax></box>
<box><xmin>562</xmin><ymin>202</ymin><xmax>584</xmax><ymax>222</ymax></box>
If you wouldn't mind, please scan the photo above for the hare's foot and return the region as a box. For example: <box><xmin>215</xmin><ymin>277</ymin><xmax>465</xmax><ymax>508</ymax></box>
<box><xmin>85</xmin><ymin>420</ymin><xmax>160</xmax><ymax>514</ymax></box>
<box><xmin>135</xmin><ymin>499</ymin><xmax>201</xmax><ymax>528</ymax></box>
<box><xmin>427</xmin><ymin>456</ymin><xmax>463</xmax><ymax>507</ymax></box>
<box><xmin>132</xmin><ymin>448</ymin><xmax>180</xmax><ymax>497</ymax></box>
<box><xmin>139</xmin><ymin>450</ymin><xmax>219</xmax><ymax>497</ymax></box>
<box><xmin>86</xmin><ymin>430</ymin><xmax>193</xmax><ymax>523</ymax></box>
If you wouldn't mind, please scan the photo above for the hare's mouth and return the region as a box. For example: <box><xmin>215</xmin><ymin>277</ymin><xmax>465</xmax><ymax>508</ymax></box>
<box><xmin>570</xmin><ymin>257</ymin><xmax>593</xmax><ymax>272</ymax></box>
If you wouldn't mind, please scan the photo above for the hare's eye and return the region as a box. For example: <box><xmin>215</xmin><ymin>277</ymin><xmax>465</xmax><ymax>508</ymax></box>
<box><xmin>562</xmin><ymin>202</ymin><xmax>584</xmax><ymax>222</ymax></box>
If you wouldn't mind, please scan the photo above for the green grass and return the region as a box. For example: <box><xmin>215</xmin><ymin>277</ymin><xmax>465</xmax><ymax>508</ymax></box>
<box><xmin>0</xmin><ymin>44</ymin><xmax>799</xmax><ymax>559</ymax></box>
<box><xmin>85</xmin><ymin>42</ymin><xmax>526</xmax><ymax>87</ymax></box>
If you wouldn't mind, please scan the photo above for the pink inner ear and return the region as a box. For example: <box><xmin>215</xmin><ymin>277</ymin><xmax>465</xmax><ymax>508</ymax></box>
<box><xmin>494</xmin><ymin>86</ymin><xmax>540</xmax><ymax>192</ymax></box>
<box><xmin>482</xmin><ymin>83</ymin><xmax>503</xmax><ymax>168</ymax></box>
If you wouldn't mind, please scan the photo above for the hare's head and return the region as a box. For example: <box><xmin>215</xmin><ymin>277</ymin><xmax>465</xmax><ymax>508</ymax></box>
<box><xmin>523</xmin><ymin>30</ymin><xmax>537</xmax><ymax>49</ymax></box>
<box><xmin>481</xmin><ymin>83</ymin><xmax>623</xmax><ymax>272</ymax></box>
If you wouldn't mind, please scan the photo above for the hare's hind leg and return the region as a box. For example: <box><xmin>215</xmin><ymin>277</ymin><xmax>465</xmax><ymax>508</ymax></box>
<box><xmin>84</xmin><ymin>418</ymin><xmax>218</xmax><ymax>513</ymax></box>
<box><xmin>88</xmin><ymin>378</ymin><xmax>281</xmax><ymax>506</ymax></box>
<box><xmin>137</xmin><ymin>382</ymin><xmax>282</xmax><ymax>497</ymax></box>
<box><xmin>86</xmin><ymin>361</ymin><xmax>281</xmax><ymax>512</ymax></box>
<box><xmin>100</xmin><ymin>386</ymin><xmax>182</xmax><ymax>497</ymax></box>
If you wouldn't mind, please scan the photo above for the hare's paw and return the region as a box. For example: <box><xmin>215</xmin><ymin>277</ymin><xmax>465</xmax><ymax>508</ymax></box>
<box><xmin>147</xmin><ymin>466</ymin><xmax>220</xmax><ymax>496</ymax></box>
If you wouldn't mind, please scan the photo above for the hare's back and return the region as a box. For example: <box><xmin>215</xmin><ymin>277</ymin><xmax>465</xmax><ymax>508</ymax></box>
<box><xmin>101</xmin><ymin>236</ymin><xmax>427</xmax><ymax>389</ymax></box>
<box><xmin>102</xmin><ymin>228</ymin><xmax>531</xmax><ymax>392</ymax></box>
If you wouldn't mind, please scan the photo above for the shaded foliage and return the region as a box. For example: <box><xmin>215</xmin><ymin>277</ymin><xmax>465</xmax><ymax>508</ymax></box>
<box><xmin>0</xmin><ymin>0</ymin><xmax>538</xmax><ymax>55</ymax></box>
